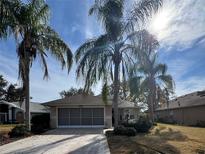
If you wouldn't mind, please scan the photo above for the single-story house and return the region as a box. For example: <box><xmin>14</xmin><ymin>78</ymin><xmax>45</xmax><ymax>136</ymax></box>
<box><xmin>155</xmin><ymin>90</ymin><xmax>205</xmax><ymax>126</ymax></box>
<box><xmin>43</xmin><ymin>94</ymin><xmax>139</xmax><ymax>128</ymax></box>
<box><xmin>0</xmin><ymin>100</ymin><xmax>50</xmax><ymax>124</ymax></box>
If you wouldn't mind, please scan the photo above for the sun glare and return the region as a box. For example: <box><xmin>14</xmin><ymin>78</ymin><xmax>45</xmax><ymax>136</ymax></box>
<box><xmin>153</xmin><ymin>11</ymin><xmax>169</xmax><ymax>31</ymax></box>
<box><xmin>148</xmin><ymin>8</ymin><xmax>172</xmax><ymax>40</ymax></box>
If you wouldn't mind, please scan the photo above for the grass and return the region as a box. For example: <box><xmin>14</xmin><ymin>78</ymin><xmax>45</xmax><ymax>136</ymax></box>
<box><xmin>107</xmin><ymin>123</ymin><xmax>205</xmax><ymax>154</ymax></box>
<box><xmin>0</xmin><ymin>124</ymin><xmax>24</xmax><ymax>146</ymax></box>
<box><xmin>0</xmin><ymin>124</ymin><xmax>17</xmax><ymax>136</ymax></box>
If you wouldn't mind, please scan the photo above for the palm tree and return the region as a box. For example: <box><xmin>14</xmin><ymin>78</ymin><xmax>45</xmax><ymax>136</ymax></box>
<box><xmin>75</xmin><ymin>0</ymin><xmax>162</xmax><ymax>127</ymax></box>
<box><xmin>137</xmin><ymin>54</ymin><xmax>174</xmax><ymax>122</ymax></box>
<box><xmin>8</xmin><ymin>0</ymin><xmax>72</xmax><ymax>130</ymax></box>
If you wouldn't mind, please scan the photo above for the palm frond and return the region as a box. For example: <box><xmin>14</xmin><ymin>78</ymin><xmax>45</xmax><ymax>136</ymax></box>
<box><xmin>0</xmin><ymin>0</ymin><xmax>22</xmax><ymax>38</ymax></box>
<box><xmin>37</xmin><ymin>26</ymin><xmax>73</xmax><ymax>72</ymax></box>
<box><xmin>158</xmin><ymin>74</ymin><xmax>174</xmax><ymax>90</ymax></box>
<box><xmin>75</xmin><ymin>39</ymin><xmax>96</xmax><ymax>62</ymax></box>
<box><xmin>39</xmin><ymin>52</ymin><xmax>49</xmax><ymax>79</ymax></box>
<box><xmin>127</xmin><ymin>0</ymin><xmax>162</xmax><ymax>30</ymax></box>
<box><xmin>76</xmin><ymin>34</ymin><xmax>113</xmax><ymax>90</ymax></box>
<box><xmin>154</xmin><ymin>63</ymin><xmax>167</xmax><ymax>75</ymax></box>
<box><xmin>89</xmin><ymin>0</ymin><xmax>124</xmax><ymax>41</ymax></box>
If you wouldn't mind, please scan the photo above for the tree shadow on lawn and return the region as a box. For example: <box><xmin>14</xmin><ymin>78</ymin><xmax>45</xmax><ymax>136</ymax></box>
<box><xmin>131</xmin><ymin>128</ymin><xmax>189</xmax><ymax>154</ymax></box>
<box><xmin>106</xmin><ymin>127</ymin><xmax>189</xmax><ymax>154</ymax></box>
<box><xmin>153</xmin><ymin>128</ymin><xmax>188</xmax><ymax>141</ymax></box>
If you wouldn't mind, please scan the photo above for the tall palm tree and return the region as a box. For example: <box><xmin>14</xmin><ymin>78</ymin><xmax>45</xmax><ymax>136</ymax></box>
<box><xmin>75</xmin><ymin>0</ymin><xmax>162</xmax><ymax>127</ymax></box>
<box><xmin>8</xmin><ymin>0</ymin><xmax>73</xmax><ymax>130</ymax></box>
<box><xmin>137</xmin><ymin>54</ymin><xmax>174</xmax><ymax>122</ymax></box>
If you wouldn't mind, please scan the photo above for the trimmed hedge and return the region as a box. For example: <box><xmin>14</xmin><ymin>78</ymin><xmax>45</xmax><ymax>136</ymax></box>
<box><xmin>114</xmin><ymin>126</ymin><xmax>136</xmax><ymax>136</ymax></box>
<box><xmin>134</xmin><ymin>116</ymin><xmax>152</xmax><ymax>133</ymax></box>
<box><xmin>9</xmin><ymin>125</ymin><xmax>29</xmax><ymax>138</ymax></box>
<box><xmin>122</xmin><ymin>116</ymin><xmax>153</xmax><ymax>133</ymax></box>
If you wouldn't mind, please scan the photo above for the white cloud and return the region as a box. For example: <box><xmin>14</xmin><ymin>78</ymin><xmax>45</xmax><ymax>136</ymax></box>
<box><xmin>148</xmin><ymin>0</ymin><xmax>205</xmax><ymax>49</ymax></box>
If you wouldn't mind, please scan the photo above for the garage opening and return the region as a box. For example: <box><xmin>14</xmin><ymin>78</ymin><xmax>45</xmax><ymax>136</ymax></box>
<box><xmin>58</xmin><ymin>108</ymin><xmax>104</xmax><ymax>127</ymax></box>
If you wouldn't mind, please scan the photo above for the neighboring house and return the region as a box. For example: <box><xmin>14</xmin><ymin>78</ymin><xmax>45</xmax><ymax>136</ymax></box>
<box><xmin>155</xmin><ymin>90</ymin><xmax>205</xmax><ymax>126</ymax></box>
<box><xmin>43</xmin><ymin>94</ymin><xmax>139</xmax><ymax>128</ymax></box>
<box><xmin>0</xmin><ymin>100</ymin><xmax>50</xmax><ymax>124</ymax></box>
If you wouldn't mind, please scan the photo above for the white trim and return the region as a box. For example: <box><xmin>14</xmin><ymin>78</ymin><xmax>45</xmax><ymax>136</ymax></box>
<box><xmin>57</xmin><ymin>106</ymin><xmax>105</xmax><ymax>128</ymax></box>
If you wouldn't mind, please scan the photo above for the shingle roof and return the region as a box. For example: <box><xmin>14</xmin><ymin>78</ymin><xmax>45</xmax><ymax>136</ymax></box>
<box><xmin>43</xmin><ymin>94</ymin><xmax>139</xmax><ymax>109</ymax></box>
<box><xmin>105</xmin><ymin>95</ymin><xmax>139</xmax><ymax>108</ymax></box>
<box><xmin>0</xmin><ymin>100</ymin><xmax>22</xmax><ymax>109</ymax></box>
<box><xmin>43</xmin><ymin>94</ymin><xmax>112</xmax><ymax>106</ymax></box>
<box><xmin>12</xmin><ymin>101</ymin><xmax>50</xmax><ymax>113</ymax></box>
<box><xmin>156</xmin><ymin>90</ymin><xmax>205</xmax><ymax>111</ymax></box>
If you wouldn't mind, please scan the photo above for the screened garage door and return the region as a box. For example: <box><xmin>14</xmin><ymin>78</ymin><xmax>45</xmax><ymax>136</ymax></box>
<box><xmin>58</xmin><ymin>108</ymin><xmax>104</xmax><ymax>127</ymax></box>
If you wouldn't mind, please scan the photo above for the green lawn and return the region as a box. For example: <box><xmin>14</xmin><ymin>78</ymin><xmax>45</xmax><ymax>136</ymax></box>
<box><xmin>107</xmin><ymin>123</ymin><xmax>205</xmax><ymax>154</ymax></box>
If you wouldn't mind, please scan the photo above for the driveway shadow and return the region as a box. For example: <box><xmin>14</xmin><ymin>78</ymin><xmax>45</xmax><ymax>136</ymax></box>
<box><xmin>1</xmin><ymin>128</ymin><xmax>108</xmax><ymax>154</ymax></box>
<box><xmin>44</xmin><ymin>128</ymin><xmax>104</xmax><ymax>135</ymax></box>
<box><xmin>12</xmin><ymin>135</ymin><xmax>81</xmax><ymax>154</ymax></box>
<box><xmin>69</xmin><ymin>136</ymin><xmax>110</xmax><ymax>154</ymax></box>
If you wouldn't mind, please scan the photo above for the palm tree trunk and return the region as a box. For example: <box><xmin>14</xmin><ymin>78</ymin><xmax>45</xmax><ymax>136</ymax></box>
<box><xmin>25</xmin><ymin>50</ymin><xmax>30</xmax><ymax>131</ymax></box>
<box><xmin>148</xmin><ymin>79</ymin><xmax>155</xmax><ymax>123</ymax></box>
<box><xmin>148</xmin><ymin>92</ymin><xmax>154</xmax><ymax>122</ymax></box>
<box><xmin>113</xmin><ymin>61</ymin><xmax>120</xmax><ymax>128</ymax></box>
<box><xmin>152</xmin><ymin>81</ymin><xmax>156</xmax><ymax>122</ymax></box>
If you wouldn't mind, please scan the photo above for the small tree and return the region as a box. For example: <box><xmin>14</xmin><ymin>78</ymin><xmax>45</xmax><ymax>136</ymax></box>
<box><xmin>0</xmin><ymin>75</ymin><xmax>8</xmax><ymax>99</ymax></box>
<box><xmin>0</xmin><ymin>75</ymin><xmax>24</xmax><ymax>102</ymax></box>
<box><xmin>59</xmin><ymin>87</ymin><xmax>94</xmax><ymax>98</ymax></box>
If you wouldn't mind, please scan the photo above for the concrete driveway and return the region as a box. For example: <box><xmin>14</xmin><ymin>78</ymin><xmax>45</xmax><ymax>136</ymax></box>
<box><xmin>0</xmin><ymin>128</ymin><xmax>110</xmax><ymax>154</ymax></box>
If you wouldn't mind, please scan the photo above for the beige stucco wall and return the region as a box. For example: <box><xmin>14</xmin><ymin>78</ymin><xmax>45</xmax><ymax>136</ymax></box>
<box><xmin>50</xmin><ymin>107</ymin><xmax>57</xmax><ymax>128</ymax></box>
<box><xmin>105</xmin><ymin>105</ymin><xmax>112</xmax><ymax>128</ymax></box>
<box><xmin>155</xmin><ymin>105</ymin><xmax>205</xmax><ymax>126</ymax></box>
<box><xmin>49</xmin><ymin>105</ymin><xmax>112</xmax><ymax>128</ymax></box>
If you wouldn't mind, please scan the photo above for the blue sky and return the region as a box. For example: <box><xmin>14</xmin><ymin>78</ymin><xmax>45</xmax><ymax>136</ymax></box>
<box><xmin>0</xmin><ymin>0</ymin><xmax>205</xmax><ymax>102</ymax></box>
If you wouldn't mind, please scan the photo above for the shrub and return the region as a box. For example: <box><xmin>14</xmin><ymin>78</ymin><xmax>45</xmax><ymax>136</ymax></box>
<box><xmin>9</xmin><ymin>125</ymin><xmax>29</xmax><ymax>138</ymax></box>
<box><xmin>122</xmin><ymin>122</ymin><xmax>135</xmax><ymax>128</ymax></box>
<box><xmin>134</xmin><ymin>116</ymin><xmax>152</xmax><ymax>133</ymax></box>
<box><xmin>31</xmin><ymin>114</ymin><xmax>50</xmax><ymax>133</ymax></box>
<box><xmin>125</xmin><ymin>127</ymin><xmax>137</xmax><ymax>136</ymax></box>
<box><xmin>114</xmin><ymin>126</ymin><xmax>136</xmax><ymax>136</ymax></box>
<box><xmin>114</xmin><ymin>126</ymin><xmax>126</xmax><ymax>135</ymax></box>
<box><xmin>196</xmin><ymin>121</ymin><xmax>205</xmax><ymax>128</ymax></box>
